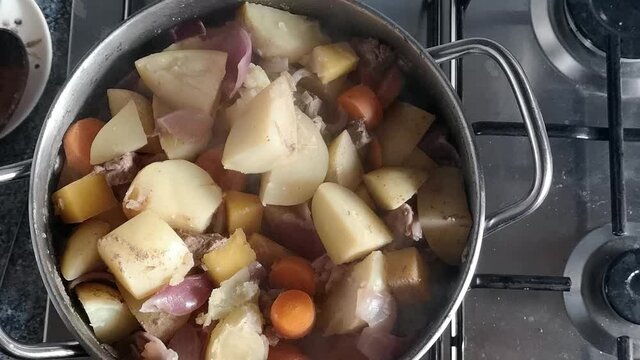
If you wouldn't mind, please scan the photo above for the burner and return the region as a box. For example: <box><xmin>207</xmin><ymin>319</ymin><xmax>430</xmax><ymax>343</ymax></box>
<box><xmin>564</xmin><ymin>224</ymin><xmax>640</xmax><ymax>356</ymax></box>
<box><xmin>604</xmin><ymin>249</ymin><xmax>640</xmax><ymax>325</ymax></box>
<box><xmin>530</xmin><ymin>0</ymin><xmax>640</xmax><ymax>96</ymax></box>
<box><xmin>566</xmin><ymin>0</ymin><xmax>640</xmax><ymax>59</ymax></box>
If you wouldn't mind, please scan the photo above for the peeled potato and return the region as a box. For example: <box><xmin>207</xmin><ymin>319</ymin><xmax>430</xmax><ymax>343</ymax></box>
<box><xmin>75</xmin><ymin>283</ymin><xmax>139</xmax><ymax>343</ymax></box>
<box><xmin>97</xmin><ymin>211</ymin><xmax>194</xmax><ymax>299</ymax></box>
<box><xmin>312</xmin><ymin>183</ymin><xmax>392</xmax><ymax>264</ymax></box>
<box><xmin>152</xmin><ymin>95</ymin><xmax>173</xmax><ymax>119</ymax></box>
<box><xmin>205</xmin><ymin>303</ymin><xmax>268</xmax><ymax>360</ymax></box>
<box><xmin>123</xmin><ymin>159</ymin><xmax>223</xmax><ymax>233</ymax></box>
<box><xmin>321</xmin><ymin>251</ymin><xmax>387</xmax><ymax>335</ymax></box>
<box><xmin>226</xmin><ymin>191</ymin><xmax>264</xmax><ymax>235</ymax></box>
<box><xmin>385</xmin><ymin>247</ymin><xmax>430</xmax><ymax>304</ymax></box>
<box><xmin>259</xmin><ymin>110</ymin><xmax>328</xmax><ymax>205</ymax></box>
<box><xmin>223</xmin><ymin>76</ymin><xmax>298</xmax><ymax>174</ymax></box>
<box><xmin>363</xmin><ymin>167</ymin><xmax>429</xmax><ymax>210</ymax></box>
<box><xmin>326</xmin><ymin>130</ymin><xmax>363</xmax><ymax>191</ymax></box>
<box><xmin>417</xmin><ymin>167</ymin><xmax>471</xmax><ymax>265</ymax></box>
<box><xmin>61</xmin><ymin>220</ymin><xmax>110</xmax><ymax>281</ymax></box>
<box><xmin>107</xmin><ymin>89</ymin><xmax>162</xmax><ymax>154</ymax></box>
<box><xmin>90</xmin><ymin>100</ymin><xmax>148</xmax><ymax>165</ymax></box>
<box><xmin>403</xmin><ymin>148</ymin><xmax>438</xmax><ymax>172</ymax></box>
<box><xmin>238</xmin><ymin>2</ymin><xmax>327</xmax><ymax>62</ymax></box>
<box><xmin>376</xmin><ymin>102</ymin><xmax>435</xmax><ymax>166</ymax></box>
<box><xmin>354</xmin><ymin>184</ymin><xmax>376</xmax><ymax>210</ymax></box>
<box><xmin>202</xmin><ymin>229</ymin><xmax>256</xmax><ymax>285</ymax></box>
<box><xmin>309</xmin><ymin>42</ymin><xmax>359</xmax><ymax>84</ymax></box>
<box><xmin>135</xmin><ymin>50</ymin><xmax>227</xmax><ymax>114</ymax></box>
<box><xmin>52</xmin><ymin>173</ymin><xmax>118</xmax><ymax>224</ymax></box>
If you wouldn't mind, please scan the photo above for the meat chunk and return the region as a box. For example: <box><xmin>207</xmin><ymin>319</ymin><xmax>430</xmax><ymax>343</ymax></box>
<box><xmin>312</xmin><ymin>254</ymin><xmax>348</xmax><ymax>295</ymax></box>
<box><xmin>131</xmin><ymin>332</ymin><xmax>179</xmax><ymax>360</ymax></box>
<box><xmin>346</xmin><ymin>119</ymin><xmax>372</xmax><ymax>156</ymax></box>
<box><xmin>178</xmin><ymin>231</ymin><xmax>227</xmax><ymax>266</ymax></box>
<box><xmin>263</xmin><ymin>203</ymin><xmax>326</xmax><ymax>260</ymax></box>
<box><xmin>93</xmin><ymin>152</ymin><xmax>140</xmax><ymax>186</ymax></box>
<box><xmin>419</xmin><ymin>123</ymin><xmax>461</xmax><ymax>167</ymax></box>
<box><xmin>351</xmin><ymin>38</ymin><xmax>396</xmax><ymax>88</ymax></box>
<box><xmin>383</xmin><ymin>203</ymin><xmax>422</xmax><ymax>249</ymax></box>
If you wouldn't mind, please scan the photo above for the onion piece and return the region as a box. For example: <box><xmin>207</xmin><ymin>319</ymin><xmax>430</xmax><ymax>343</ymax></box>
<box><xmin>140</xmin><ymin>273</ymin><xmax>214</xmax><ymax>316</ymax></box>
<box><xmin>356</xmin><ymin>327</ymin><xmax>406</xmax><ymax>360</ymax></box>
<box><xmin>204</xmin><ymin>22</ymin><xmax>252</xmax><ymax>97</ymax></box>
<box><xmin>156</xmin><ymin>109</ymin><xmax>214</xmax><ymax>143</ymax></box>
<box><xmin>355</xmin><ymin>288</ymin><xmax>397</xmax><ymax>332</ymax></box>
<box><xmin>168</xmin><ymin>324</ymin><xmax>203</xmax><ymax>360</ymax></box>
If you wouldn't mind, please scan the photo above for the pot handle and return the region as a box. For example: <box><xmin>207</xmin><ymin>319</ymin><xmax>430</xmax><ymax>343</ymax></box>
<box><xmin>0</xmin><ymin>159</ymin><xmax>86</xmax><ymax>358</ymax></box>
<box><xmin>426</xmin><ymin>38</ymin><xmax>553</xmax><ymax>236</ymax></box>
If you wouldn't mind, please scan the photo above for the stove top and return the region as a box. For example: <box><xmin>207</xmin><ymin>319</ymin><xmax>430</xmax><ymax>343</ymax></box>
<box><xmin>40</xmin><ymin>0</ymin><xmax>640</xmax><ymax>359</ymax></box>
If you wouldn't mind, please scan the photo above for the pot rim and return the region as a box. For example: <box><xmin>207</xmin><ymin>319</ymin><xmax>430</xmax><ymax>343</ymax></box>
<box><xmin>28</xmin><ymin>0</ymin><xmax>486</xmax><ymax>358</ymax></box>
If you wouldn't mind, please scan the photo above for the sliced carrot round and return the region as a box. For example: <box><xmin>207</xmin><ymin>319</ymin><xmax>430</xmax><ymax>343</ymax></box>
<box><xmin>338</xmin><ymin>84</ymin><xmax>383</xmax><ymax>130</ymax></box>
<box><xmin>269</xmin><ymin>256</ymin><xmax>316</xmax><ymax>296</ymax></box>
<box><xmin>267</xmin><ymin>342</ymin><xmax>309</xmax><ymax>360</ymax></box>
<box><xmin>367</xmin><ymin>137</ymin><xmax>383</xmax><ymax>170</ymax></box>
<box><xmin>270</xmin><ymin>290</ymin><xmax>316</xmax><ymax>339</ymax></box>
<box><xmin>63</xmin><ymin>118</ymin><xmax>104</xmax><ymax>175</ymax></box>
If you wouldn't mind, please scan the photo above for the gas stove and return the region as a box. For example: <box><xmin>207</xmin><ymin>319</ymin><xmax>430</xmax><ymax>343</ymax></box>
<box><xmin>39</xmin><ymin>0</ymin><xmax>640</xmax><ymax>359</ymax></box>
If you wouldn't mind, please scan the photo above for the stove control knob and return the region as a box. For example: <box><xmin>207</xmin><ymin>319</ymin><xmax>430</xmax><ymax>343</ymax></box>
<box><xmin>603</xmin><ymin>249</ymin><xmax>640</xmax><ymax>325</ymax></box>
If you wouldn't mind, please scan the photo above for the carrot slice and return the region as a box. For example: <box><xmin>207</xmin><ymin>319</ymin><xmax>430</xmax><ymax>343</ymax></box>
<box><xmin>376</xmin><ymin>65</ymin><xmax>404</xmax><ymax>109</ymax></box>
<box><xmin>269</xmin><ymin>256</ymin><xmax>316</xmax><ymax>296</ymax></box>
<box><xmin>63</xmin><ymin>118</ymin><xmax>104</xmax><ymax>175</ymax></box>
<box><xmin>338</xmin><ymin>84</ymin><xmax>383</xmax><ymax>130</ymax></box>
<box><xmin>268</xmin><ymin>343</ymin><xmax>310</xmax><ymax>360</ymax></box>
<box><xmin>195</xmin><ymin>146</ymin><xmax>246</xmax><ymax>191</ymax></box>
<box><xmin>270</xmin><ymin>290</ymin><xmax>316</xmax><ymax>339</ymax></box>
<box><xmin>368</xmin><ymin>137</ymin><xmax>383</xmax><ymax>170</ymax></box>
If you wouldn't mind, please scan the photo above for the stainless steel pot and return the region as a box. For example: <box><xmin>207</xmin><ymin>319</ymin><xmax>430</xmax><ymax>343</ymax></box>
<box><xmin>0</xmin><ymin>0</ymin><xmax>552</xmax><ymax>358</ymax></box>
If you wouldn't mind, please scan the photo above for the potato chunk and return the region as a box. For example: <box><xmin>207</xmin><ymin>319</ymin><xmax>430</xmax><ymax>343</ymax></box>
<box><xmin>326</xmin><ymin>130</ymin><xmax>363</xmax><ymax>191</ymax></box>
<box><xmin>135</xmin><ymin>50</ymin><xmax>227</xmax><ymax>114</ymax></box>
<box><xmin>354</xmin><ymin>184</ymin><xmax>376</xmax><ymax>210</ymax></box>
<box><xmin>238</xmin><ymin>3</ymin><xmax>327</xmax><ymax>62</ymax></box>
<box><xmin>312</xmin><ymin>183</ymin><xmax>392</xmax><ymax>264</ymax></box>
<box><xmin>376</xmin><ymin>102</ymin><xmax>435</xmax><ymax>166</ymax></box>
<box><xmin>226</xmin><ymin>191</ymin><xmax>264</xmax><ymax>235</ymax></box>
<box><xmin>123</xmin><ymin>159</ymin><xmax>223</xmax><ymax>233</ymax></box>
<box><xmin>363</xmin><ymin>167</ymin><xmax>429</xmax><ymax>210</ymax></box>
<box><xmin>107</xmin><ymin>89</ymin><xmax>162</xmax><ymax>154</ymax></box>
<box><xmin>117</xmin><ymin>283</ymin><xmax>189</xmax><ymax>342</ymax></box>
<box><xmin>223</xmin><ymin>76</ymin><xmax>298</xmax><ymax>174</ymax></box>
<box><xmin>247</xmin><ymin>233</ymin><xmax>292</xmax><ymax>269</ymax></box>
<box><xmin>417</xmin><ymin>167</ymin><xmax>471</xmax><ymax>265</ymax></box>
<box><xmin>75</xmin><ymin>283</ymin><xmax>139</xmax><ymax>343</ymax></box>
<box><xmin>320</xmin><ymin>251</ymin><xmax>387</xmax><ymax>335</ymax></box>
<box><xmin>90</xmin><ymin>100</ymin><xmax>148</xmax><ymax>165</ymax></box>
<box><xmin>259</xmin><ymin>110</ymin><xmax>328</xmax><ymax>205</ymax></box>
<box><xmin>53</xmin><ymin>173</ymin><xmax>117</xmax><ymax>223</ymax></box>
<box><xmin>61</xmin><ymin>220</ymin><xmax>110</xmax><ymax>281</ymax></box>
<box><xmin>309</xmin><ymin>42</ymin><xmax>359</xmax><ymax>84</ymax></box>
<box><xmin>97</xmin><ymin>211</ymin><xmax>194</xmax><ymax>299</ymax></box>
<box><xmin>385</xmin><ymin>247</ymin><xmax>429</xmax><ymax>304</ymax></box>
<box><xmin>202</xmin><ymin>229</ymin><xmax>257</xmax><ymax>284</ymax></box>
<box><xmin>403</xmin><ymin>148</ymin><xmax>437</xmax><ymax>172</ymax></box>
<box><xmin>205</xmin><ymin>303</ymin><xmax>268</xmax><ymax>360</ymax></box>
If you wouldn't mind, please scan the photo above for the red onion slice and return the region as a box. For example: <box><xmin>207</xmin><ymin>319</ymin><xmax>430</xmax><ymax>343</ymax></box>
<box><xmin>203</xmin><ymin>22</ymin><xmax>252</xmax><ymax>97</ymax></box>
<box><xmin>140</xmin><ymin>273</ymin><xmax>214</xmax><ymax>316</ymax></box>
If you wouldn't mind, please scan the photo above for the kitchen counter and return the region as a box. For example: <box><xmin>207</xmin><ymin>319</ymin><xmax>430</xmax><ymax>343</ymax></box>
<box><xmin>0</xmin><ymin>1</ymin><xmax>70</xmax><ymax>356</ymax></box>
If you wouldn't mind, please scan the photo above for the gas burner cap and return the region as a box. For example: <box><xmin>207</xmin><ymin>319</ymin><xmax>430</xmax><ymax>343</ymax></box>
<box><xmin>566</xmin><ymin>0</ymin><xmax>640</xmax><ymax>59</ymax></box>
<box><xmin>563</xmin><ymin>224</ymin><xmax>640</xmax><ymax>356</ymax></box>
<box><xmin>604</xmin><ymin>249</ymin><xmax>640</xmax><ymax>324</ymax></box>
<box><xmin>531</xmin><ymin>0</ymin><xmax>640</xmax><ymax>96</ymax></box>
